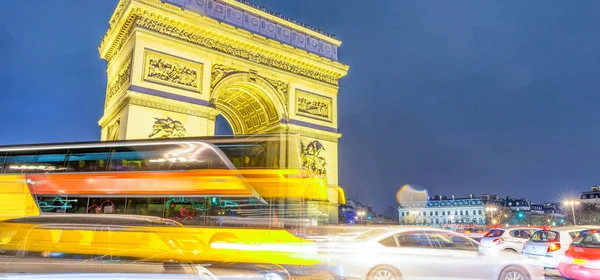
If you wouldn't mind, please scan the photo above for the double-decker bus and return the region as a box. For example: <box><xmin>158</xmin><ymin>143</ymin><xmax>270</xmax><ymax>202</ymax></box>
<box><xmin>0</xmin><ymin>134</ymin><xmax>337</xmax><ymax>227</ymax></box>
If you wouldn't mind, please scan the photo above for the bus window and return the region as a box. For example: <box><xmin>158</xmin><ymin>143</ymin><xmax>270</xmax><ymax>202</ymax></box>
<box><xmin>164</xmin><ymin>197</ymin><xmax>207</xmax><ymax>225</ymax></box>
<box><xmin>216</xmin><ymin>142</ymin><xmax>271</xmax><ymax>169</ymax></box>
<box><xmin>34</xmin><ymin>150</ymin><xmax>68</xmax><ymax>172</ymax></box>
<box><xmin>4</xmin><ymin>151</ymin><xmax>37</xmax><ymax>173</ymax></box>
<box><xmin>87</xmin><ymin>198</ymin><xmax>125</xmax><ymax>214</ymax></box>
<box><xmin>108</xmin><ymin>145</ymin><xmax>229</xmax><ymax>172</ymax></box>
<box><xmin>0</xmin><ymin>151</ymin><xmax>6</xmax><ymax>173</ymax></box>
<box><xmin>126</xmin><ymin>198</ymin><xmax>165</xmax><ymax>217</ymax></box>
<box><xmin>37</xmin><ymin>196</ymin><xmax>88</xmax><ymax>214</ymax></box>
<box><xmin>65</xmin><ymin>148</ymin><xmax>110</xmax><ymax>172</ymax></box>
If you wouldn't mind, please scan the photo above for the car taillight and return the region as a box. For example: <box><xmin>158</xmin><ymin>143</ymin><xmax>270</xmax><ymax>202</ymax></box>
<box><xmin>547</xmin><ymin>243</ymin><xmax>561</xmax><ymax>252</ymax></box>
<box><xmin>493</xmin><ymin>238</ymin><xmax>504</xmax><ymax>245</ymax></box>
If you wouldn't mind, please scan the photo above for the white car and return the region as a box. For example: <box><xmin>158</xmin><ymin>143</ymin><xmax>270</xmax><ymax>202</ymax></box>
<box><xmin>521</xmin><ymin>226</ymin><xmax>599</xmax><ymax>269</ymax></box>
<box><xmin>479</xmin><ymin>227</ymin><xmax>537</xmax><ymax>254</ymax></box>
<box><xmin>319</xmin><ymin>227</ymin><xmax>544</xmax><ymax>280</ymax></box>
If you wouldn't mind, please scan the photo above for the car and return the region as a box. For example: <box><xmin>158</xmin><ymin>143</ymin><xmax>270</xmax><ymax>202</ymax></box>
<box><xmin>479</xmin><ymin>227</ymin><xmax>537</xmax><ymax>254</ymax></box>
<box><xmin>318</xmin><ymin>227</ymin><xmax>544</xmax><ymax>280</ymax></box>
<box><xmin>558</xmin><ymin>229</ymin><xmax>600</xmax><ymax>280</ymax></box>
<box><xmin>521</xmin><ymin>226</ymin><xmax>598</xmax><ymax>269</ymax></box>
<box><xmin>0</xmin><ymin>214</ymin><xmax>290</xmax><ymax>280</ymax></box>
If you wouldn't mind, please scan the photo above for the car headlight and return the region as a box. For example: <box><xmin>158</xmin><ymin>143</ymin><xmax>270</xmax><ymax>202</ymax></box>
<box><xmin>262</xmin><ymin>272</ymin><xmax>285</xmax><ymax>280</ymax></box>
<box><xmin>195</xmin><ymin>265</ymin><xmax>218</xmax><ymax>280</ymax></box>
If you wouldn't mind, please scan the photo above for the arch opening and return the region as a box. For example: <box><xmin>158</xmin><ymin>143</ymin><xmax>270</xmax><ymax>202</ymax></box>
<box><xmin>211</xmin><ymin>74</ymin><xmax>287</xmax><ymax>135</ymax></box>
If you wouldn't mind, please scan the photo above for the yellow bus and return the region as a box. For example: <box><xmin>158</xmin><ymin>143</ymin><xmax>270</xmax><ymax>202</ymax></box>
<box><xmin>0</xmin><ymin>134</ymin><xmax>335</xmax><ymax>226</ymax></box>
<box><xmin>0</xmin><ymin>134</ymin><xmax>335</xmax><ymax>265</ymax></box>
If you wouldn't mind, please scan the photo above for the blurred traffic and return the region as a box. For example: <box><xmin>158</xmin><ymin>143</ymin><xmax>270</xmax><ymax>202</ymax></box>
<box><xmin>0</xmin><ymin>136</ymin><xmax>598</xmax><ymax>280</ymax></box>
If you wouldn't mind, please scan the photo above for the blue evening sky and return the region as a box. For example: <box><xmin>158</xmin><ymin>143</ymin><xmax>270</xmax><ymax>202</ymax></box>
<box><xmin>1</xmin><ymin>0</ymin><xmax>600</xmax><ymax>212</ymax></box>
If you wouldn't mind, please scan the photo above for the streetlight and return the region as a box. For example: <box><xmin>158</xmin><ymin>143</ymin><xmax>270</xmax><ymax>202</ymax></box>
<box><xmin>357</xmin><ymin>210</ymin><xmax>366</xmax><ymax>222</ymax></box>
<box><xmin>563</xmin><ymin>200</ymin><xmax>580</xmax><ymax>226</ymax></box>
<box><xmin>485</xmin><ymin>207</ymin><xmax>499</xmax><ymax>226</ymax></box>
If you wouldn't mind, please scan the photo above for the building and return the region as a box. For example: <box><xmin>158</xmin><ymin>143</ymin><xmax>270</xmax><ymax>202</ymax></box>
<box><xmin>398</xmin><ymin>194</ymin><xmax>486</xmax><ymax>228</ymax></box>
<box><xmin>581</xmin><ymin>186</ymin><xmax>600</xmax><ymax>207</ymax></box>
<box><xmin>504</xmin><ymin>197</ymin><xmax>531</xmax><ymax>212</ymax></box>
<box><xmin>338</xmin><ymin>203</ymin><xmax>356</xmax><ymax>224</ymax></box>
<box><xmin>346</xmin><ymin>200</ymin><xmax>375</xmax><ymax>223</ymax></box>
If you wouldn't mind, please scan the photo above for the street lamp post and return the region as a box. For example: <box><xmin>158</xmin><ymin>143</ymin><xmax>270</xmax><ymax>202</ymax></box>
<box><xmin>357</xmin><ymin>210</ymin><xmax>366</xmax><ymax>222</ymax></box>
<box><xmin>485</xmin><ymin>207</ymin><xmax>498</xmax><ymax>226</ymax></box>
<box><xmin>563</xmin><ymin>200</ymin><xmax>580</xmax><ymax>226</ymax></box>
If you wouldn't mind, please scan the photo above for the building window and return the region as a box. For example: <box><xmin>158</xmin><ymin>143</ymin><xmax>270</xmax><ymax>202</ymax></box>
<box><xmin>435</xmin><ymin>211</ymin><xmax>438</xmax><ymax>216</ymax></box>
<box><xmin>460</xmin><ymin>210</ymin><xmax>464</xmax><ymax>216</ymax></box>
<box><xmin>478</xmin><ymin>210</ymin><xmax>482</xmax><ymax>215</ymax></box>
<box><xmin>455</xmin><ymin>210</ymin><xmax>458</xmax><ymax>215</ymax></box>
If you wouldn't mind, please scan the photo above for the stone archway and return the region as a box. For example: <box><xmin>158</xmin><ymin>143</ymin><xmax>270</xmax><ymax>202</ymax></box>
<box><xmin>210</xmin><ymin>71</ymin><xmax>288</xmax><ymax>135</ymax></box>
<box><xmin>97</xmin><ymin>0</ymin><xmax>349</xmax><ymax>223</ymax></box>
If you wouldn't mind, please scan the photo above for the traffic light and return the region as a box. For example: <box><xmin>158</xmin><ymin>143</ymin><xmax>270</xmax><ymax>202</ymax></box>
<box><xmin>517</xmin><ymin>211</ymin><xmax>525</xmax><ymax>219</ymax></box>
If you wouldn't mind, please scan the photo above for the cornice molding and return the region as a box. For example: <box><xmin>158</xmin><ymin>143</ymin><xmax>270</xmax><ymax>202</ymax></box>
<box><xmin>286</xmin><ymin>124</ymin><xmax>341</xmax><ymax>143</ymax></box>
<box><xmin>100</xmin><ymin>2</ymin><xmax>348</xmax><ymax>85</ymax></box>
<box><xmin>99</xmin><ymin>91</ymin><xmax>218</xmax><ymax>127</ymax></box>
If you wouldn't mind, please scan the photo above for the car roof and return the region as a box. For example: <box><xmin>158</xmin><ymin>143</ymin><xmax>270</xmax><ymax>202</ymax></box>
<box><xmin>351</xmin><ymin>226</ymin><xmax>466</xmax><ymax>241</ymax></box>
<box><xmin>489</xmin><ymin>227</ymin><xmax>535</xmax><ymax>231</ymax></box>
<box><xmin>2</xmin><ymin>214</ymin><xmax>183</xmax><ymax>227</ymax></box>
<box><xmin>532</xmin><ymin>226</ymin><xmax>600</xmax><ymax>233</ymax></box>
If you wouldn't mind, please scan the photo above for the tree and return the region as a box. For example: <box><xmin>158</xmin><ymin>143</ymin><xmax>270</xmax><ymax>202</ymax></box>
<box><xmin>573</xmin><ymin>204</ymin><xmax>600</xmax><ymax>225</ymax></box>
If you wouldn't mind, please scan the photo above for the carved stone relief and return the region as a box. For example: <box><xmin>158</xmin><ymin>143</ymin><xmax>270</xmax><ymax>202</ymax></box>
<box><xmin>107</xmin><ymin>119</ymin><xmax>120</xmax><ymax>141</ymax></box>
<box><xmin>210</xmin><ymin>64</ymin><xmax>239</xmax><ymax>89</ymax></box>
<box><xmin>134</xmin><ymin>17</ymin><xmax>339</xmax><ymax>85</ymax></box>
<box><xmin>106</xmin><ymin>57</ymin><xmax>132</xmax><ymax>106</ymax></box>
<box><xmin>301</xmin><ymin>140</ymin><xmax>328</xmax><ymax>180</ymax></box>
<box><xmin>296</xmin><ymin>90</ymin><xmax>332</xmax><ymax>122</ymax></box>
<box><xmin>143</xmin><ymin>49</ymin><xmax>203</xmax><ymax>92</ymax></box>
<box><xmin>149</xmin><ymin>117</ymin><xmax>187</xmax><ymax>138</ymax></box>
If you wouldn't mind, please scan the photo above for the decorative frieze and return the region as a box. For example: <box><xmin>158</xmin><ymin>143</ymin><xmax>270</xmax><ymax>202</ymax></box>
<box><xmin>143</xmin><ymin>49</ymin><xmax>203</xmax><ymax>92</ymax></box>
<box><xmin>210</xmin><ymin>64</ymin><xmax>240</xmax><ymax>89</ymax></box>
<box><xmin>296</xmin><ymin>90</ymin><xmax>332</xmax><ymax>122</ymax></box>
<box><xmin>134</xmin><ymin>16</ymin><xmax>339</xmax><ymax>85</ymax></box>
<box><xmin>106</xmin><ymin>56</ymin><xmax>132</xmax><ymax>106</ymax></box>
<box><xmin>264</xmin><ymin>77</ymin><xmax>289</xmax><ymax>107</ymax></box>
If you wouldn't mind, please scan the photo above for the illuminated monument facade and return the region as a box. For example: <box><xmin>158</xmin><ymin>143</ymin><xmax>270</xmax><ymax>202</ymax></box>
<box><xmin>98</xmin><ymin>0</ymin><xmax>349</xmax><ymax>221</ymax></box>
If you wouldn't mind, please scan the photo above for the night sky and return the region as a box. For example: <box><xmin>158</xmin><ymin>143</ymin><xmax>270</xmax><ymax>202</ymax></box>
<box><xmin>1</xmin><ymin>0</ymin><xmax>600</xmax><ymax>212</ymax></box>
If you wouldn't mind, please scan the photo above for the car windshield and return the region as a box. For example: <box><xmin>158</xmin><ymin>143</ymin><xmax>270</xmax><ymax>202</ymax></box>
<box><xmin>351</xmin><ymin>229</ymin><xmax>389</xmax><ymax>241</ymax></box>
<box><xmin>573</xmin><ymin>231</ymin><xmax>600</xmax><ymax>248</ymax></box>
<box><xmin>531</xmin><ymin>230</ymin><xmax>560</xmax><ymax>243</ymax></box>
<box><xmin>484</xmin><ymin>229</ymin><xmax>504</xmax><ymax>238</ymax></box>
